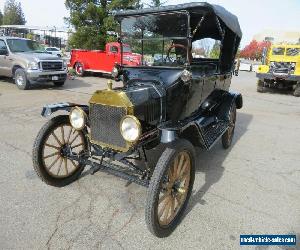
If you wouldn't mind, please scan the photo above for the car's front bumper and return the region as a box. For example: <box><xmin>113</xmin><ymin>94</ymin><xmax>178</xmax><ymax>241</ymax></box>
<box><xmin>26</xmin><ymin>69</ymin><xmax>67</xmax><ymax>83</ymax></box>
<box><xmin>257</xmin><ymin>72</ymin><xmax>300</xmax><ymax>82</ymax></box>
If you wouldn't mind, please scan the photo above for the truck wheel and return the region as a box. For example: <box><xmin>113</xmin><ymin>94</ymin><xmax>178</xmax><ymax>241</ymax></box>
<box><xmin>14</xmin><ymin>68</ymin><xmax>30</xmax><ymax>90</ymax></box>
<box><xmin>53</xmin><ymin>81</ymin><xmax>65</xmax><ymax>87</ymax></box>
<box><xmin>145</xmin><ymin>139</ymin><xmax>195</xmax><ymax>238</ymax></box>
<box><xmin>222</xmin><ymin>103</ymin><xmax>236</xmax><ymax>149</ymax></box>
<box><xmin>257</xmin><ymin>79</ymin><xmax>266</xmax><ymax>93</ymax></box>
<box><xmin>75</xmin><ymin>63</ymin><xmax>85</xmax><ymax>77</ymax></box>
<box><xmin>293</xmin><ymin>84</ymin><xmax>300</xmax><ymax>97</ymax></box>
<box><xmin>32</xmin><ymin>115</ymin><xmax>87</xmax><ymax>187</ymax></box>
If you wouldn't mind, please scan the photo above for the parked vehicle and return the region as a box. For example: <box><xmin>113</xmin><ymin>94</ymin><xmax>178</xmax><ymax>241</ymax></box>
<box><xmin>257</xmin><ymin>44</ymin><xmax>300</xmax><ymax>96</ymax></box>
<box><xmin>0</xmin><ymin>37</ymin><xmax>67</xmax><ymax>90</ymax></box>
<box><xmin>69</xmin><ymin>42</ymin><xmax>141</xmax><ymax>76</ymax></box>
<box><xmin>45</xmin><ymin>47</ymin><xmax>62</xmax><ymax>57</ymax></box>
<box><xmin>32</xmin><ymin>3</ymin><xmax>243</xmax><ymax>237</ymax></box>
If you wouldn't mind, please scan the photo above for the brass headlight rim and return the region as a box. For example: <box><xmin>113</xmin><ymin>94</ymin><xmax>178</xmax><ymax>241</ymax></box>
<box><xmin>120</xmin><ymin>115</ymin><xmax>142</xmax><ymax>143</ymax></box>
<box><xmin>69</xmin><ymin>106</ymin><xmax>86</xmax><ymax>131</ymax></box>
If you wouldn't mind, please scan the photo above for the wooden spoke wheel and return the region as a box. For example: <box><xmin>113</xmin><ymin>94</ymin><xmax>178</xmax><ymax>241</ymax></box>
<box><xmin>222</xmin><ymin>103</ymin><xmax>237</xmax><ymax>149</ymax></box>
<box><xmin>32</xmin><ymin>115</ymin><xmax>87</xmax><ymax>187</ymax></box>
<box><xmin>145</xmin><ymin>139</ymin><xmax>195</xmax><ymax>238</ymax></box>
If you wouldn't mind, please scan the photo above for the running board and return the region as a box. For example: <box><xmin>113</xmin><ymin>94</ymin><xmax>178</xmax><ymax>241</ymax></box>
<box><xmin>196</xmin><ymin>117</ymin><xmax>229</xmax><ymax>150</ymax></box>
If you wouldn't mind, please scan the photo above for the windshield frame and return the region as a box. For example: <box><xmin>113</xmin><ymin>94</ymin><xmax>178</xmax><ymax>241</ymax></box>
<box><xmin>119</xmin><ymin>11</ymin><xmax>191</xmax><ymax>68</ymax></box>
<box><xmin>7</xmin><ymin>39</ymin><xmax>45</xmax><ymax>53</ymax></box>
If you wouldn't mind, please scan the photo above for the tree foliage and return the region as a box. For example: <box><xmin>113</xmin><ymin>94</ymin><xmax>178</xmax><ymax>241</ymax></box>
<box><xmin>209</xmin><ymin>40</ymin><xmax>221</xmax><ymax>59</ymax></box>
<box><xmin>240</xmin><ymin>40</ymin><xmax>271</xmax><ymax>60</ymax></box>
<box><xmin>65</xmin><ymin>0</ymin><xmax>143</xmax><ymax>50</ymax></box>
<box><xmin>0</xmin><ymin>10</ymin><xmax>3</xmax><ymax>25</ymax></box>
<box><xmin>2</xmin><ymin>0</ymin><xmax>26</xmax><ymax>25</ymax></box>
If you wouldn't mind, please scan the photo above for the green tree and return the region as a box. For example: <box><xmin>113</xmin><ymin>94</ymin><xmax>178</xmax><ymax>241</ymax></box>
<box><xmin>65</xmin><ymin>0</ymin><xmax>142</xmax><ymax>50</ymax></box>
<box><xmin>209</xmin><ymin>40</ymin><xmax>221</xmax><ymax>59</ymax></box>
<box><xmin>3</xmin><ymin>0</ymin><xmax>26</xmax><ymax>25</ymax></box>
<box><xmin>0</xmin><ymin>10</ymin><xmax>3</xmax><ymax>25</ymax></box>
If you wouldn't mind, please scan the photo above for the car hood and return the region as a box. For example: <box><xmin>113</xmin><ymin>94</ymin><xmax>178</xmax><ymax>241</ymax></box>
<box><xmin>16</xmin><ymin>52</ymin><xmax>61</xmax><ymax>62</ymax></box>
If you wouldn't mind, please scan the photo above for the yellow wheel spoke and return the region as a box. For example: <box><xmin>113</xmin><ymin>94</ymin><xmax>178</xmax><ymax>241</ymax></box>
<box><xmin>168</xmin><ymin>197</ymin><xmax>175</xmax><ymax>223</ymax></box>
<box><xmin>177</xmin><ymin>154</ymin><xmax>185</xmax><ymax>177</ymax></box>
<box><xmin>52</xmin><ymin>132</ymin><xmax>62</xmax><ymax>146</ymax></box>
<box><xmin>158</xmin><ymin>196</ymin><xmax>170</xmax><ymax>219</ymax></box>
<box><xmin>45</xmin><ymin>143</ymin><xmax>60</xmax><ymax>150</ymax></box>
<box><xmin>66</xmin><ymin>127</ymin><xmax>73</xmax><ymax>143</ymax></box>
<box><xmin>71</xmin><ymin>143</ymin><xmax>84</xmax><ymax>150</ymax></box>
<box><xmin>44</xmin><ymin>152</ymin><xmax>60</xmax><ymax>159</ymax></box>
<box><xmin>61</xmin><ymin>126</ymin><xmax>65</xmax><ymax>144</ymax></box>
<box><xmin>159</xmin><ymin>192</ymin><xmax>170</xmax><ymax>204</ymax></box>
<box><xmin>69</xmin><ymin>133</ymin><xmax>80</xmax><ymax>145</ymax></box>
<box><xmin>47</xmin><ymin>155</ymin><xmax>61</xmax><ymax>170</ymax></box>
<box><xmin>64</xmin><ymin>158</ymin><xmax>68</xmax><ymax>175</ymax></box>
<box><xmin>56</xmin><ymin>157</ymin><xmax>63</xmax><ymax>175</ymax></box>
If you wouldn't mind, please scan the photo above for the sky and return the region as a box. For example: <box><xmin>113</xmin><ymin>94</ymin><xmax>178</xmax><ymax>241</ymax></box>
<box><xmin>0</xmin><ymin>0</ymin><xmax>299</xmax><ymax>47</ymax></box>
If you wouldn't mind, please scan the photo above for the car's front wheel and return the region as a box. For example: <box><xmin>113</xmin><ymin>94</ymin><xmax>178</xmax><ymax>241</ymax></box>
<box><xmin>32</xmin><ymin>115</ymin><xmax>88</xmax><ymax>187</ymax></box>
<box><xmin>145</xmin><ymin>139</ymin><xmax>195</xmax><ymax>237</ymax></box>
<box><xmin>14</xmin><ymin>68</ymin><xmax>30</xmax><ymax>90</ymax></box>
<box><xmin>75</xmin><ymin>62</ymin><xmax>85</xmax><ymax>77</ymax></box>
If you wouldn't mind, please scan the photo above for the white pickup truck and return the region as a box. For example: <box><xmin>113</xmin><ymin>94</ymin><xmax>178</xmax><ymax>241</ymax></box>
<box><xmin>0</xmin><ymin>36</ymin><xmax>67</xmax><ymax>90</ymax></box>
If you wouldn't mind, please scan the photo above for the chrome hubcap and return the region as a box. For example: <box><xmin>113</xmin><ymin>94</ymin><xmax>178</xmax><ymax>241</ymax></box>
<box><xmin>16</xmin><ymin>74</ymin><xmax>24</xmax><ymax>86</ymax></box>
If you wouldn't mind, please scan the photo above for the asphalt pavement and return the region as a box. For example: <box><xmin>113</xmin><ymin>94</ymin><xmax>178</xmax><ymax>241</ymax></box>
<box><xmin>0</xmin><ymin>72</ymin><xmax>299</xmax><ymax>250</ymax></box>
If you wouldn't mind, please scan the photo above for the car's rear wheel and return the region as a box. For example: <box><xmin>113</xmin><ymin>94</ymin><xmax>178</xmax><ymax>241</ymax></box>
<box><xmin>145</xmin><ymin>139</ymin><xmax>195</xmax><ymax>237</ymax></box>
<box><xmin>14</xmin><ymin>68</ymin><xmax>30</xmax><ymax>90</ymax></box>
<box><xmin>75</xmin><ymin>62</ymin><xmax>85</xmax><ymax>77</ymax></box>
<box><xmin>222</xmin><ymin>103</ymin><xmax>236</xmax><ymax>149</ymax></box>
<box><xmin>293</xmin><ymin>83</ymin><xmax>300</xmax><ymax>97</ymax></box>
<box><xmin>32</xmin><ymin>115</ymin><xmax>87</xmax><ymax>187</ymax></box>
<box><xmin>257</xmin><ymin>79</ymin><xmax>267</xmax><ymax>93</ymax></box>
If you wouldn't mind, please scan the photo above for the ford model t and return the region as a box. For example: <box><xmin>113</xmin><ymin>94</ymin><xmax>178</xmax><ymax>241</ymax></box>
<box><xmin>32</xmin><ymin>3</ymin><xmax>243</xmax><ymax>237</ymax></box>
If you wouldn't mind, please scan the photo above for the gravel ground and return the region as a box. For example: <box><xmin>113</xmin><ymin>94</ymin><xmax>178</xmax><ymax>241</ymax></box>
<box><xmin>0</xmin><ymin>71</ymin><xmax>299</xmax><ymax>250</ymax></box>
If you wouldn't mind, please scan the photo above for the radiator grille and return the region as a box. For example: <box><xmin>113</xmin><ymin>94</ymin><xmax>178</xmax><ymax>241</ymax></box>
<box><xmin>90</xmin><ymin>103</ymin><xmax>127</xmax><ymax>150</ymax></box>
<box><xmin>41</xmin><ymin>61</ymin><xmax>63</xmax><ymax>71</ymax></box>
<box><xmin>270</xmin><ymin>62</ymin><xmax>294</xmax><ymax>74</ymax></box>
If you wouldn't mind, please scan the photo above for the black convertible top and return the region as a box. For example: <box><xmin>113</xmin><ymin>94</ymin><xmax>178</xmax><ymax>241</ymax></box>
<box><xmin>115</xmin><ymin>2</ymin><xmax>242</xmax><ymax>38</ymax></box>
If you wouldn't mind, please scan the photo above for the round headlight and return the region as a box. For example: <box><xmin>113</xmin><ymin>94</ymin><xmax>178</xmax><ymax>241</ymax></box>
<box><xmin>181</xmin><ymin>69</ymin><xmax>192</xmax><ymax>82</ymax></box>
<box><xmin>69</xmin><ymin>107</ymin><xmax>86</xmax><ymax>130</ymax></box>
<box><xmin>111</xmin><ymin>67</ymin><xmax>119</xmax><ymax>78</ymax></box>
<box><xmin>120</xmin><ymin>116</ymin><xmax>141</xmax><ymax>142</ymax></box>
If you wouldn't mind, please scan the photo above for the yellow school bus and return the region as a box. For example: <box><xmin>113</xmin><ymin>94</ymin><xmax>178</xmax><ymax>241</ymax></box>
<box><xmin>256</xmin><ymin>44</ymin><xmax>300</xmax><ymax>96</ymax></box>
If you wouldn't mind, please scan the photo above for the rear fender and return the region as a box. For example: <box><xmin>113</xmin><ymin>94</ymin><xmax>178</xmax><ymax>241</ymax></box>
<box><xmin>41</xmin><ymin>102</ymin><xmax>89</xmax><ymax>117</ymax></box>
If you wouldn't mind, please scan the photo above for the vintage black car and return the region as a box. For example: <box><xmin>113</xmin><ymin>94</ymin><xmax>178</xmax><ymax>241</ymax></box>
<box><xmin>32</xmin><ymin>3</ymin><xmax>243</xmax><ymax>237</ymax></box>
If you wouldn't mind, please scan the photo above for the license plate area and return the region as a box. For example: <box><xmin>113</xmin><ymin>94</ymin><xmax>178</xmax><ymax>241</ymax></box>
<box><xmin>52</xmin><ymin>76</ymin><xmax>59</xmax><ymax>81</ymax></box>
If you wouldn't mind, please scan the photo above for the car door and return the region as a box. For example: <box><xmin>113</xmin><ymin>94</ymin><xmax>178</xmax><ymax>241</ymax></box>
<box><xmin>0</xmin><ymin>39</ymin><xmax>12</xmax><ymax>77</ymax></box>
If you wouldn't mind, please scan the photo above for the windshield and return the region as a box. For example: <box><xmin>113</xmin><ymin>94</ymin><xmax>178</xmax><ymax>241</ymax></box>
<box><xmin>123</xmin><ymin>45</ymin><xmax>132</xmax><ymax>53</ymax></box>
<box><xmin>272</xmin><ymin>47</ymin><xmax>285</xmax><ymax>56</ymax></box>
<box><xmin>121</xmin><ymin>12</ymin><xmax>189</xmax><ymax>67</ymax></box>
<box><xmin>7</xmin><ymin>39</ymin><xmax>45</xmax><ymax>53</ymax></box>
<box><xmin>286</xmin><ymin>48</ymin><xmax>300</xmax><ymax>56</ymax></box>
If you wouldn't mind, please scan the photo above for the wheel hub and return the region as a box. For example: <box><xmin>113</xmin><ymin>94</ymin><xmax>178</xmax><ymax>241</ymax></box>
<box><xmin>60</xmin><ymin>144</ymin><xmax>72</xmax><ymax>157</ymax></box>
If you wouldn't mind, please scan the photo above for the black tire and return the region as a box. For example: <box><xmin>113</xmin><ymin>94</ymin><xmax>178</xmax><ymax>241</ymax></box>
<box><xmin>53</xmin><ymin>81</ymin><xmax>65</xmax><ymax>87</ymax></box>
<box><xmin>257</xmin><ymin>79</ymin><xmax>267</xmax><ymax>93</ymax></box>
<box><xmin>75</xmin><ymin>62</ymin><xmax>85</xmax><ymax>77</ymax></box>
<box><xmin>222</xmin><ymin>103</ymin><xmax>236</xmax><ymax>149</ymax></box>
<box><xmin>32</xmin><ymin>115</ymin><xmax>87</xmax><ymax>187</ymax></box>
<box><xmin>14</xmin><ymin>68</ymin><xmax>30</xmax><ymax>90</ymax></box>
<box><xmin>293</xmin><ymin>85</ymin><xmax>300</xmax><ymax>97</ymax></box>
<box><xmin>145</xmin><ymin>139</ymin><xmax>195</xmax><ymax>238</ymax></box>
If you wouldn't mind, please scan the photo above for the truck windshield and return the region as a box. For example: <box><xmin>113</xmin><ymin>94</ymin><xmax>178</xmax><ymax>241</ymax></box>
<box><xmin>286</xmin><ymin>48</ymin><xmax>300</xmax><ymax>56</ymax></box>
<box><xmin>272</xmin><ymin>47</ymin><xmax>285</xmax><ymax>55</ymax></box>
<box><xmin>121</xmin><ymin>12</ymin><xmax>189</xmax><ymax>67</ymax></box>
<box><xmin>7</xmin><ymin>39</ymin><xmax>45</xmax><ymax>53</ymax></box>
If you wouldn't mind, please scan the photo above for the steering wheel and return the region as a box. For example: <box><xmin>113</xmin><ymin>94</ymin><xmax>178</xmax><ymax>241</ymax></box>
<box><xmin>166</xmin><ymin>44</ymin><xmax>190</xmax><ymax>64</ymax></box>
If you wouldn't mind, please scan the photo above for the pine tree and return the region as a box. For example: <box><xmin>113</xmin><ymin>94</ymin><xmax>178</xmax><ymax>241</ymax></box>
<box><xmin>3</xmin><ymin>0</ymin><xmax>26</xmax><ymax>25</ymax></box>
<box><xmin>65</xmin><ymin>0</ymin><xmax>142</xmax><ymax>50</ymax></box>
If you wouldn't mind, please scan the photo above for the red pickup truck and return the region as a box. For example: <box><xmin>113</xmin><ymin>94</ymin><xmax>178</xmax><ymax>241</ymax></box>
<box><xmin>69</xmin><ymin>42</ymin><xmax>141</xmax><ymax>76</ymax></box>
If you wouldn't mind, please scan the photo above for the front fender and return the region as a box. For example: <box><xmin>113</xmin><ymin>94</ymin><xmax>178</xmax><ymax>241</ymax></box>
<box><xmin>41</xmin><ymin>102</ymin><xmax>89</xmax><ymax>117</ymax></box>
